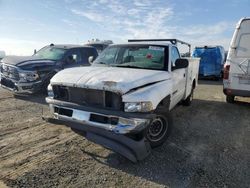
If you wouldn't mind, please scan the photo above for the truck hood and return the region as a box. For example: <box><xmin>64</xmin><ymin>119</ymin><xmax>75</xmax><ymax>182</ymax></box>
<box><xmin>1</xmin><ymin>56</ymin><xmax>56</xmax><ymax>70</ymax></box>
<box><xmin>50</xmin><ymin>66</ymin><xmax>171</xmax><ymax>94</ymax></box>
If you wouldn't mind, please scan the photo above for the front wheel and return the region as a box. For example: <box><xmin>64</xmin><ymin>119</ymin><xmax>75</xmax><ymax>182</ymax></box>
<box><xmin>146</xmin><ymin>112</ymin><xmax>173</xmax><ymax>148</ymax></box>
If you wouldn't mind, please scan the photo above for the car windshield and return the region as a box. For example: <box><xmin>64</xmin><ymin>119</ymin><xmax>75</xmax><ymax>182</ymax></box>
<box><xmin>93</xmin><ymin>45</ymin><xmax>167</xmax><ymax>70</ymax></box>
<box><xmin>33</xmin><ymin>46</ymin><xmax>66</xmax><ymax>60</ymax></box>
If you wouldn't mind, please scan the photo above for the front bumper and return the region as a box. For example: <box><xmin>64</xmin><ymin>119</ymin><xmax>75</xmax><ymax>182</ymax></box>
<box><xmin>0</xmin><ymin>76</ymin><xmax>42</xmax><ymax>94</ymax></box>
<box><xmin>45</xmin><ymin>97</ymin><xmax>154</xmax><ymax>162</ymax></box>
<box><xmin>46</xmin><ymin>97</ymin><xmax>153</xmax><ymax>134</ymax></box>
<box><xmin>45</xmin><ymin>117</ymin><xmax>151</xmax><ymax>162</ymax></box>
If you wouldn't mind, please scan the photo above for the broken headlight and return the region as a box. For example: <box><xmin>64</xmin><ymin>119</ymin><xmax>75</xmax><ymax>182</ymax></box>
<box><xmin>19</xmin><ymin>71</ymin><xmax>39</xmax><ymax>82</ymax></box>
<box><xmin>124</xmin><ymin>102</ymin><xmax>153</xmax><ymax>112</ymax></box>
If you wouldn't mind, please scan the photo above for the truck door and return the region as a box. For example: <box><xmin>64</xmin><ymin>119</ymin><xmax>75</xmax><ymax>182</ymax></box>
<box><xmin>171</xmin><ymin>47</ymin><xmax>186</xmax><ymax>106</ymax></box>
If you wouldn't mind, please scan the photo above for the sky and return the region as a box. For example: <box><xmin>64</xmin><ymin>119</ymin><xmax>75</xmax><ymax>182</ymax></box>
<box><xmin>0</xmin><ymin>0</ymin><xmax>250</xmax><ymax>55</ymax></box>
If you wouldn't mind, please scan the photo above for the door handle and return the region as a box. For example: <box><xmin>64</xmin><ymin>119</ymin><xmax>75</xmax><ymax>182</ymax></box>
<box><xmin>183</xmin><ymin>73</ymin><xmax>185</xmax><ymax>77</ymax></box>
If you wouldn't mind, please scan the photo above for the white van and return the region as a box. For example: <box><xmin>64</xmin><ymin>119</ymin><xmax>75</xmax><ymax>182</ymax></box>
<box><xmin>223</xmin><ymin>17</ymin><xmax>250</xmax><ymax>103</ymax></box>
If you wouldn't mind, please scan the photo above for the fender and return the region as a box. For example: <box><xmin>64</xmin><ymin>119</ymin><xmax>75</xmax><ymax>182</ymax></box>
<box><xmin>122</xmin><ymin>79</ymin><xmax>173</xmax><ymax>110</ymax></box>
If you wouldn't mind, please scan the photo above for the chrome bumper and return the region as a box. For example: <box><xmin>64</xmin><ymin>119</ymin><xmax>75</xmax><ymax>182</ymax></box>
<box><xmin>48</xmin><ymin>104</ymin><xmax>151</xmax><ymax>134</ymax></box>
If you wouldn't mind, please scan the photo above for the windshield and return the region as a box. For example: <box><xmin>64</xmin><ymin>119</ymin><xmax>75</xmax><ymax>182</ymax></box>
<box><xmin>33</xmin><ymin>46</ymin><xmax>66</xmax><ymax>60</ymax></box>
<box><xmin>93</xmin><ymin>45</ymin><xmax>167</xmax><ymax>70</ymax></box>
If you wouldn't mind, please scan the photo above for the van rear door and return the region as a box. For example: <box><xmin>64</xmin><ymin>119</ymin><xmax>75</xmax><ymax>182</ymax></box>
<box><xmin>229</xmin><ymin>18</ymin><xmax>250</xmax><ymax>92</ymax></box>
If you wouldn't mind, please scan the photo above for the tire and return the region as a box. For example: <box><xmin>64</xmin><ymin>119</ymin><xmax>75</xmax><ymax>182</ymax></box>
<box><xmin>146</xmin><ymin>112</ymin><xmax>173</xmax><ymax>148</ymax></box>
<box><xmin>226</xmin><ymin>95</ymin><xmax>235</xmax><ymax>103</ymax></box>
<box><xmin>183</xmin><ymin>88</ymin><xmax>194</xmax><ymax>106</ymax></box>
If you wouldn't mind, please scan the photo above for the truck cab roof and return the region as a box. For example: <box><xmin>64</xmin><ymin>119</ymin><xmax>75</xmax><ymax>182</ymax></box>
<box><xmin>126</xmin><ymin>39</ymin><xmax>191</xmax><ymax>55</ymax></box>
<box><xmin>237</xmin><ymin>17</ymin><xmax>250</xmax><ymax>27</ymax></box>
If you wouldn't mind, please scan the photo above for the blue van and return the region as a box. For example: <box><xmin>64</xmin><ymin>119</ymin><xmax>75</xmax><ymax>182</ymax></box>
<box><xmin>192</xmin><ymin>46</ymin><xmax>225</xmax><ymax>79</ymax></box>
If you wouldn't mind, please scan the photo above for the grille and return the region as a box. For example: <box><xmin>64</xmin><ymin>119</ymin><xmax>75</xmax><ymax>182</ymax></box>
<box><xmin>1</xmin><ymin>64</ymin><xmax>19</xmax><ymax>80</ymax></box>
<box><xmin>53</xmin><ymin>86</ymin><xmax>123</xmax><ymax>110</ymax></box>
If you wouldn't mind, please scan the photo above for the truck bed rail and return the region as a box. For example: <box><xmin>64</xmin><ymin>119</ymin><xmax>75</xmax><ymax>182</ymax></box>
<box><xmin>128</xmin><ymin>39</ymin><xmax>191</xmax><ymax>54</ymax></box>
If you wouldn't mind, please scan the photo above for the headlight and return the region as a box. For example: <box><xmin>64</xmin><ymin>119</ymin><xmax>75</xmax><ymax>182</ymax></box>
<box><xmin>47</xmin><ymin>84</ymin><xmax>54</xmax><ymax>97</ymax></box>
<box><xmin>19</xmin><ymin>71</ymin><xmax>39</xmax><ymax>82</ymax></box>
<box><xmin>124</xmin><ymin>102</ymin><xmax>153</xmax><ymax>112</ymax></box>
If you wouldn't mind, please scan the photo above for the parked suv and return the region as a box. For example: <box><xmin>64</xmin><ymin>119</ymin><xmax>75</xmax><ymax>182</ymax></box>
<box><xmin>0</xmin><ymin>44</ymin><xmax>98</xmax><ymax>94</ymax></box>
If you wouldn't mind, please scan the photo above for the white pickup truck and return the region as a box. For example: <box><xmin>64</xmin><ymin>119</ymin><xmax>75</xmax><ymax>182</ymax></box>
<box><xmin>45</xmin><ymin>39</ymin><xmax>199</xmax><ymax>162</ymax></box>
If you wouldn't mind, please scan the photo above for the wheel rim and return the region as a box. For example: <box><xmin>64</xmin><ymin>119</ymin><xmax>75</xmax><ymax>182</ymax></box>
<box><xmin>147</xmin><ymin>116</ymin><xmax>168</xmax><ymax>142</ymax></box>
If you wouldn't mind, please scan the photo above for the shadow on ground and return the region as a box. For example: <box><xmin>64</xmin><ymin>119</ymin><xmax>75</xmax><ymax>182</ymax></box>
<box><xmin>101</xmin><ymin>98</ymin><xmax>250</xmax><ymax>187</ymax></box>
<box><xmin>198</xmin><ymin>79</ymin><xmax>223</xmax><ymax>86</ymax></box>
<box><xmin>3</xmin><ymin>89</ymin><xmax>250</xmax><ymax>188</ymax></box>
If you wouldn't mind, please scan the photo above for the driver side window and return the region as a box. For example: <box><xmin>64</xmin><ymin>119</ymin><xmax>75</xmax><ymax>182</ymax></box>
<box><xmin>171</xmin><ymin>47</ymin><xmax>180</xmax><ymax>67</ymax></box>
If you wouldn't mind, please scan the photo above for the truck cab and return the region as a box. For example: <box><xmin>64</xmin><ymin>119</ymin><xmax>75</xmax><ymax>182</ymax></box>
<box><xmin>45</xmin><ymin>39</ymin><xmax>199</xmax><ymax>162</ymax></box>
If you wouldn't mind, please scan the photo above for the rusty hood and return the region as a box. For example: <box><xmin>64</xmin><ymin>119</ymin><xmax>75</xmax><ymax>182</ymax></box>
<box><xmin>50</xmin><ymin>66</ymin><xmax>171</xmax><ymax>94</ymax></box>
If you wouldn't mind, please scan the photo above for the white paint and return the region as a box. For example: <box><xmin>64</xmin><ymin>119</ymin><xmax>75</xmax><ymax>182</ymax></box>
<box><xmin>123</xmin><ymin>79</ymin><xmax>172</xmax><ymax>110</ymax></box>
<box><xmin>224</xmin><ymin>17</ymin><xmax>250</xmax><ymax>93</ymax></box>
<box><xmin>50</xmin><ymin>66</ymin><xmax>171</xmax><ymax>94</ymax></box>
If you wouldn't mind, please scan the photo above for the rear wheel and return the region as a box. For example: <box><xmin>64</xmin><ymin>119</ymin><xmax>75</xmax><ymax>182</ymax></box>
<box><xmin>226</xmin><ymin>95</ymin><xmax>235</xmax><ymax>103</ymax></box>
<box><xmin>146</xmin><ymin>112</ymin><xmax>172</xmax><ymax>148</ymax></box>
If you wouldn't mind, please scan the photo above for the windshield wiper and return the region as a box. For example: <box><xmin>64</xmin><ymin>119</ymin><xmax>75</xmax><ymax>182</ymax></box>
<box><xmin>115</xmin><ymin>65</ymin><xmax>144</xmax><ymax>69</ymax></box>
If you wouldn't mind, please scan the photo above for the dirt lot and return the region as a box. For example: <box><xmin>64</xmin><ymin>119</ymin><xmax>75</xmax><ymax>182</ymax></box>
<box><xmin>0</xmin><ymin>80</ymin><xmax>249</xmax><ymax>188</ymax></box>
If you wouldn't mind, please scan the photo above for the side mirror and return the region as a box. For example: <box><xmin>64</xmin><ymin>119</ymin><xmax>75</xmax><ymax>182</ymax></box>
<box><xmin>172</xmin><ymin>58</ymin><xmax>189</xmax><ymax>70</ymax></box>
<box><xmin>88</xmin><ymin>56</ymin><xmax>94</xmax><ymax>64</ymax></box>
<box><xmin>34</xmin><ymin>49</ymin><xmax>37</xmax><ymax>54</ymax></box>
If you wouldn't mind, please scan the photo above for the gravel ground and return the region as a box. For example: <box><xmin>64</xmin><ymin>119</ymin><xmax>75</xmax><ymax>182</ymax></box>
<box><xmin>0</xmin><ymin>80</ymin><xmax>249</xmax><ymax>188</ymax></box>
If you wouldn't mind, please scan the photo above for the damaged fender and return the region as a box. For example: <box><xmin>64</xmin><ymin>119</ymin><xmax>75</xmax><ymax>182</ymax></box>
<box><xmin>123</xmin><ymin>79</ymin><xmax>173</xmax><ymax>110</ymax></box>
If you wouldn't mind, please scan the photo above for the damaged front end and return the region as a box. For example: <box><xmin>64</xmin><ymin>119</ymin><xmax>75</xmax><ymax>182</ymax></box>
<box><xmin>45</xmin><ymin>85</ymin><xmax>154</xmax><ymax>162</ymax></box>
<box><xmin>0</xmin><ymin>63</ymin><xmax>43</xmax><ymax>93</ymax></box>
